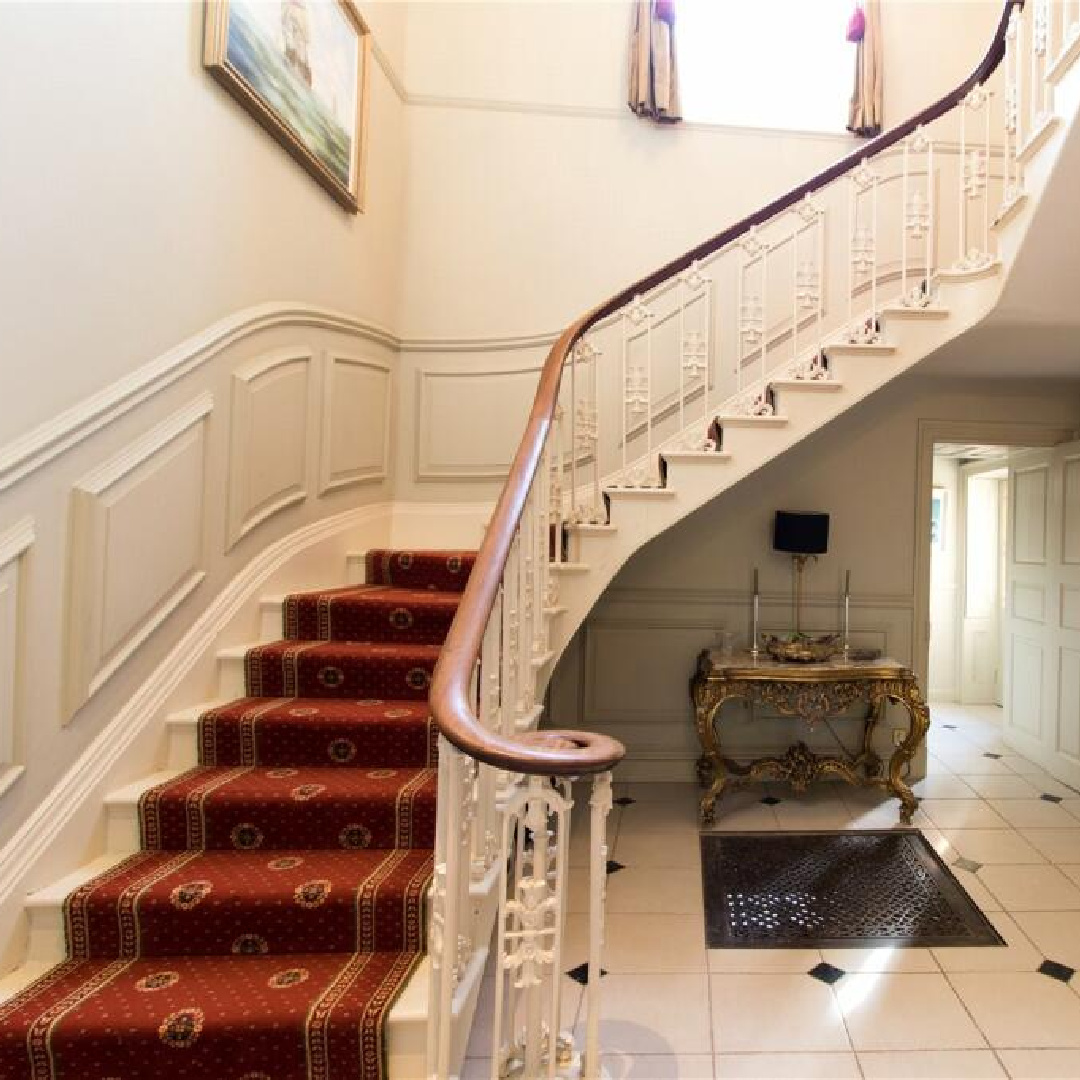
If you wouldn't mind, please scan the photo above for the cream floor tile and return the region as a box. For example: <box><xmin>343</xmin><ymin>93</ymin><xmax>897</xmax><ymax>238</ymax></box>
<box><xmin>962</xmin><ymin>774</ymin><xmax>1042</xmax><ymax>800</ymax></box>
<box><xmin>618</xmin><ymin>798</ymin><xmax>703</xmax><ymax>832</ymax></box>
<box><xmin>941</xmin><ymin>755</ymin><xmax>1015</xmax><ymax>776</ymax></box>
<box><xmin>835</xmin><ymin>973</ymin><xmax>986</xmax><ymax>1052</ymax></box>
<box><xmin>1018</xmin><ymin>829</ymin><xmax>1080</xmax><ymax>864</ymax></box>
<box><xmin>1063</xmin><ymin>800</ymin><xmax>1080</xmax><ymax>823</ymax></box>
<box><xmin>1060</xmin><ymin>865</ymin><xmax>1080</xmax><ymax>888</ymax></box>
<box><xmin>1011</xmin><ymin>909</ymin><xmax>1080</xmax><ymax>970</ymax></box>
<box><xmin>920</xmin><ymin>800</ymin><xmax>1010</xmax><ymax>829</ymax></box>
<box><xmin>989</xmin><ymin>800</ymin><xmax>1080</xmax><ymax>830</ymax></box>
<box><xmin>948</xmin><ymin>972</ymin><xmax>1080</xmax><ymax>1047</ymax></box>
<box><xmin>1031</xmin><ymin>777</ymin><xmax>1080</xmax><ymax>800</ymax></box>
<box><xmin>858</xmin><ymin>1050</ymin><xmax>1006</xmax><ymax>1078</ymax></box>
<box><xmin>630</xmin><ymin>782</ymin><xmax>718</xmax><ymax>803</ymax></box>
<box><xmin>912</xmin><ymin>774</ymin><xmax>980</xmax><ymax>799</ymax></box>
<box><xmin>932</xmin><ymin>910</ymin><xmax>1043</xmax><ymax>973</ymax></box>
<box><xmin>772</xmin><ymin>799</ymin><xmax>854</xmax><ymax>830</ymax></box>
<box><xmin>614</xmin><ymin>827</ymin><xmax>704</xmax><ymax>869</ymax></box>
<box><xmin>714</xmin><ymin>1052</ymin><xmax>860</xmax><ymax>1078</ymax></box>
<box><xmin>939</xmin><ymin>830</ymin><xmax>1047</xmax><ymax>865</ymax></box>
<box><xmin>978</xmin><ymin>865</ymin><xmax>1080</xmax><ymax>911</ymax></box>
<box><xmin>821</xmin><ymin>946</ymin><xmax>939</xmax><ymax>974</ymax></box>
<box><xmin>710</xmin><ymin>973</ymin><xmax>850</xmax><ymax>1053</ymax></box>
<box><xmin>566</xmin><ymin>913</ymin><xmax>707</xmax><ymax>974</ymax></box>
<box><xmin>952</xmin><ymin>865</ymin><xmax>1005</xmax><ymax>913</ymax></box>
<box><xmin>707</xmin><ymin>948</ymin><xmax>822</xmax><ymax>974</ymax></box>
<box><xmin>997</xmin><ymin>1048</ymin><xmax>1080</xmax><ymax>1078</ymax></box>
<box><xmin>707</xmin><ymin>804</ymin><xmax>782</xmax><ymax>832</ymax></box>
<box><xmin>999</xmin><ymin>756</ymin><xmax>1050</xmax><ymax>777</ymax></box>
<box><xmin>601</xmin><ymin>1053</ymin><xmax>715</xmax><ymax>1079</ymax></box>
<box><xmin>573</xmin><ymin>973</ymin><xmax>713</xmax><ymax>1055</ymax></box>
<box><xmin>606</xmin><ymin>867</ymin><xmax>705</xmax><ymax>914</ymax></box>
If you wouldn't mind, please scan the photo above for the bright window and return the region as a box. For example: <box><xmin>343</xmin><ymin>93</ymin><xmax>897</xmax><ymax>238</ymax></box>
<box><xmin>675</xmin><ymin>0</ymin><xmax>856</xmax><ymax>133</ymax></box>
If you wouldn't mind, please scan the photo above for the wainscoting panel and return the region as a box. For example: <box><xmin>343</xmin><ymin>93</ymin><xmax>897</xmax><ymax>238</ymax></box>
<box><xmin>414</xmin><ymin>365</ymin><xmax>539</xmax><ymax>480</ymax></box>
<box><xmin>1014</xmin><ymin>464</ymin><xmax>1049</xmax><ymax>565</ymax></box>
<box><xmin>573</xmin><ymin>592</ymin><xmax>913</xmax><ymax>776</ymax></box>
<box><xmin>0</xmin><ymin>519</ymin><xmax>33</xmax><ymax>793</ymax></box>
<box><xmin>319</xmin><ymin>354</ymin><xmax>391</xmax><ymax>495</ymax></box>
<box><xmin>227</xmin><ymin>349</ymin><xmax>313</xmax><ymax>548</ymax></box>
<box><xmin>1012</xmin><ymin>582</ymin><xmax>1047</xmax><ymax>624</ymax></box>
<box><xmin>62</xmin><ymin>396</ymin><xmax>211</xmax><ymax>718</ymax></box>
<box><xmin>1009</xmin><ymin>636</ymin><xmax>1045</xmax><ymax>738</ymax></box>
<box><xmin>1061</xmin><ymin>585</ymin><xmax>1080</xmax><ymax>632</ymax></box>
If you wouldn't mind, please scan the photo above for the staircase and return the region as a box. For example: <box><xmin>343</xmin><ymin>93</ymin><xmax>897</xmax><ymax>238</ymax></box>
<box><xmin>2</xmin><ymin>2</ymin><xmax>1080</xmax><ymax>1078</ymax></box>
<box><xmin>0</xmin><ymin>550</ymin><xmax>473</xmax><ymax>1079</ymax></box>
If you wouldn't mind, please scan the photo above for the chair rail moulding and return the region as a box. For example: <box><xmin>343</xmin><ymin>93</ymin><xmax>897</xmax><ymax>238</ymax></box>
<box><xmin>0</xmin><ymin>303</ymin><xmax>397</xmax><ymax>494</ymax></box>
<box><xmin>61</xmin><ymin>394</ymin><xmax>213</xmax><ymax>720</ymax></box>
<box><xmin>318</xmin><ymin>353</ymin><xmax>392</xmax><ymax>496</ymax></box>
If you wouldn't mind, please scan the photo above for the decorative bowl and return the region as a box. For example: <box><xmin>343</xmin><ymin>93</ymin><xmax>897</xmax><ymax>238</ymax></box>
<box><xmin>761</xmin><ymin>633</ymin><xmax>840</xmax><ymax>663</ymax></box>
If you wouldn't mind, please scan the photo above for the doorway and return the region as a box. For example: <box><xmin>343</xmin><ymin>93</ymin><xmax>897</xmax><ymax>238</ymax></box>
<box><xmin>928</xmin><ymin>444</ymin><xmax>1009</xmax><ymax>708</ymax></box>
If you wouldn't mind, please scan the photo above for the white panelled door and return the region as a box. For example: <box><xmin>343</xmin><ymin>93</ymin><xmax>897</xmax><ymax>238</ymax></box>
<box><xmin>1003</xmin><ymin>443</ymin><xmax>1080</xmax><ymax>788</ymax></box>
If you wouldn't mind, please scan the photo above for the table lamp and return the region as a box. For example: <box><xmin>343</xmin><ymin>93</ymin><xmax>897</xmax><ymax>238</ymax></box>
<box><xmin>773</xmin><ymin>511</ymin><xmax>829</xmax><ymax>634</ymax></box>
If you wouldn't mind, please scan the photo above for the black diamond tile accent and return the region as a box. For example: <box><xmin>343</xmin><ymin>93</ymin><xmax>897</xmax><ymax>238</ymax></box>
<box><xmin>761</xmin><ymin>796</ymin><xmax>782</xmax><ymax>806</ymax></box>
<box><xmin>613</xmin><ymin>796</ymin><xmax>636</xmax><ymax>807</ymax></box>
<box><xmin>984</xmin><ymin>753</ymin><xmax>1003</xmax><ymax>759</ymax></box>
<box><xmin>943</xmin><ymin>724</ymin><xmax>957</xmax><ymax>730</ymax></box>
<box><xmin>1042</xmin><ymin>793</ymin><xmax>1064</xmax><ymax>804</ymax></box>
<box><xmin>606</xmin><ymin>859</ymin><xmax>626</xmax><ymax>875</ymax></box>
<box><xmin>1039</xmin><ymin>959</ymin><xmax>1076</xmax><ymax>983</ymax></box>
<box><xmin>566</xmin><ymin>963</ymin><xmax>607</xmax><ymax>986</ymax></box>
<box><xmin>808</xmin><ymin>962</ymin><xmax>846</xmax><ymax>985</ymax></box>
<box><xmin>953</xmin><ymin>856</ymin><xmax>983</xmax><ymax>873</ymax></box>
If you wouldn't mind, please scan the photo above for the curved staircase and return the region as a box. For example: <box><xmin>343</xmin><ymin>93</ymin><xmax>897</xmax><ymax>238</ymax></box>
<box><xmin>0</xmin><ymin>550</ymin><xmax>472</xmax><ymax>1079</ymax></box>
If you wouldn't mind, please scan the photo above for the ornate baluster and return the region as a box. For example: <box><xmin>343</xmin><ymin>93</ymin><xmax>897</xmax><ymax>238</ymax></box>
<box><xmin>582</xmin><ymin>773</ymin><xmax>613</xmax><ymax>1080</ymax></box>
<box><xmin>956</xmin><ymin>87</ymin><xmax>994</xmax><ymax>272</ymax></box>
<box><xmin>500</xmin><ymin>534</ymin><xmax>520</xmax><ymax>736</ymax></box>
<box><xmin>848</xmin><ymin>160</ymin><xmax>879</xmax><ymax>343</ymax></box>
<box><xmin>677</xmin><ymin>260</ymin><xmax>711</xmax><ymax>450</ymax></box>
<box><xmin>571</xmin><ymin>339</ymin><xmax>603</xmax><ymax>521</ymax></box>
<box><xmin>621</xmin><ymin>297</ymin><xmax>652</xmax><ymax>486</ymax></box>
<box><xmin>1032</xmin><ymin>0</ymin><xmax>1051</xmax><ymax>131</ymax></box>
<box><xmin>492</xmin><ymin>776</ymin><xmax>574</xmax><ymax>1079</ymax></box>
<box><xmin>902</xmin><ymin>129</ymin><xmax>933</xmax><ymax>306</ymax></box>
<box><xmin>1003</xmin><ymin>7</ymin><xmax>1023</xmax><ymax>214</ymax></box>
<box><xmin>533</xmin><ymin>452</ymin><xmax>548</xmax><ymax>658</ymax></box>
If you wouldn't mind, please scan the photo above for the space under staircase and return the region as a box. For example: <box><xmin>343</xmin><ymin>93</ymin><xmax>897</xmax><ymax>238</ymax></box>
<box><xmin>426</xmin><ymin>1</ymin><xmax>1080</xmax><ymax>1077</ymax></box>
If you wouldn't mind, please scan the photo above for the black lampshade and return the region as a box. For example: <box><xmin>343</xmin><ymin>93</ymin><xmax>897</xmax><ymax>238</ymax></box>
<box><xmin>773</xmin><ymin>511</ymin><xmax>829</xmax><ymax>555</ymax></box>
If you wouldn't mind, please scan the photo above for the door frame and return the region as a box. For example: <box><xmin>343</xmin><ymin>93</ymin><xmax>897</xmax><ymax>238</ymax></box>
<box><xmin>913</xmin><ymin>419</ymin><xmax>1076</xmax><ymax>693</ymax></box>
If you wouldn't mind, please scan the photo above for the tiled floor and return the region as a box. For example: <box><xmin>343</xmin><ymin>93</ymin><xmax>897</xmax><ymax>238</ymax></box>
<box><xmin>463</xmin><ymin>703</ymin><xmax>1080</xmax><ymax>1079</ymax></box>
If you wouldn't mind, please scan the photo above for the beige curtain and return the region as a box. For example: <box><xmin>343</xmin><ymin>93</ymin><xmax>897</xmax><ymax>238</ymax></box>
<box><xmin>628</xmin><ymin>0</ymin><xmax>681</xmax><ymax>124</ymax></box>
<box><xmin>848</xmin><ymin>0</ymin><xmax>883</xmax><ymax>137</ymax></box>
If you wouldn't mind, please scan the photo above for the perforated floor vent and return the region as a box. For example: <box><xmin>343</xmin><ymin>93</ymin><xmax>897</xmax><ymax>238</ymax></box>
<box><xmin>701</xmin><ymin>830</ymin><xmax>1004</xmax><ymax>950</ymax></box>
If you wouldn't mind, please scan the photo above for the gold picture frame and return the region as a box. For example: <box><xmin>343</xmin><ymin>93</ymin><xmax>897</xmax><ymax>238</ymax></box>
<box><xmin>204</xmin><ymin>0</ymin><xmax>371</xmax><ymax>213</ymax></box>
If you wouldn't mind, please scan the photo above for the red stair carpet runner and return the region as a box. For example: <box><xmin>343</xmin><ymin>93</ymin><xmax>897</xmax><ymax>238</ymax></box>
<box><xmin>0</xmin><ymin>549</ymin><xmax>475</xmax><ymax>1080</ymax></box>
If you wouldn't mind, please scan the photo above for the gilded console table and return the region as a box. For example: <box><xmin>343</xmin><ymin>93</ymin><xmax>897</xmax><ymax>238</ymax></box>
<box><xmin>691</xmin><ymin>650</ymin><xmax>930</xmax><ymax>827</ymax></box>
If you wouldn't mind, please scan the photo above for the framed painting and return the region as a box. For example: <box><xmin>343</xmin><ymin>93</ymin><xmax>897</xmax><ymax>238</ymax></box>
<box><xmin>204</xmin><ymin>0</ymin><xmax>370</xmax><ymax>212</ymax></box>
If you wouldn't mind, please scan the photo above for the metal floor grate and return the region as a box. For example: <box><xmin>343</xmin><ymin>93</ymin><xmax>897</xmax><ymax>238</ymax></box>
<box><xmin>701</xmin><ymin>830</ymin><xmax>1004</xmax><ymax>950</ymax></box>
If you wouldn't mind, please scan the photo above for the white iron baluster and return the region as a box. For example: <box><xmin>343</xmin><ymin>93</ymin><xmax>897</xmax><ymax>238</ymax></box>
<box><xmin>582</xmin><ymin>772</ymin><xmax>613</xmax><ymax>1080</ymax></box>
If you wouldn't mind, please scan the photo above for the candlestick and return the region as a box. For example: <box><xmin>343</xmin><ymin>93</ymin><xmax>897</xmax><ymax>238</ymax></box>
<box><xmin>845</xmin><ymin>568</ymin><xmax>851</xmax><ymax>596</ymax></box>
<box><xmin>753</xmin><ymin>567</ymin><xmax>759</xmax><ymax>595</ymax></box>
<box><xmin>843</xmin><ymin>583</ymin><xmax>851</xmax><ymax>658</ymax></box>
<box><xmin>751</xmin><ymin>591</ymin><xmax>760</xmax><ymax>658</ymax></box>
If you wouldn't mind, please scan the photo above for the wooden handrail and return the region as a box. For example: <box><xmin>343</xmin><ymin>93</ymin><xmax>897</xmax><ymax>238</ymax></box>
<box><xmin>429</xmin><ymin>0</ymin><xmax>1022</xmax><ymax>776</ymax></box>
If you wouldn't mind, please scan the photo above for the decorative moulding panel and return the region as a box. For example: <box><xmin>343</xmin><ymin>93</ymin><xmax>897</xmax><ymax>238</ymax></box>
<box><xmin>319</xmin><ymin>354</ymin><xmax>390</xmax><ymax>495</ymax></box>
<box><xmin>1058</xmin><ymin>646</ymin><xmax>1080</xmax><ymax>762</ymax></box>
<box><xmin>1061</xmin><ymin>585</ymin><xmax>1080</xmax><ymax>632</ymax></box>
<box><xmin>1012</xmin><ymin>582</ymin><xmax>1047</xmax><ymax>624</ymax></box>
<box><xmin>0</xmin><ymin>518</ymin><xmax>34</xmax><ymax>798</ymax></box>
<box><xmin>227</xmin><ymin>348</ymin><xmax>313</xmax><ymax>549</ymax></box>
<box><xmin>415</xmin><ymin>365</ymin><xmax>540</xmax><ymax>481</ymax></box>
<box><xmin>1013</xmin><ymin>465</ymin><xmax>1049</xmax><ymax>565</ymax></box>
<box><xmin>1062</xmin><ymin>455</ymin><xmax>1080</xmax><ymax>564</ymax></box>
<box><xmin>62</xmin><ymin>395</ymin><xmax>212</xmax><ymax>720</ymax></box>
<box><xmin>1009</xmin><ymin>636</ymin><xmax>1044</xmax><ymax>738</ymax></box>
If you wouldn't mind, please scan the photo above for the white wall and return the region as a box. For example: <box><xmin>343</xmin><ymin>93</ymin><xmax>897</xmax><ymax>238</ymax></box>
<box><xmin>929</xmin><ymin>456</ymin><xmax>962</xmax><ymax>700</ymax></box>
<box><xmin>0</xmin><ymin>0</ymin><xmax>408</xmax><ymax>445</ymax></box>
<box><xmin>548</xmin><ymin>374</ymin><xmax>1080</xmax><ymax>780</ymax></box>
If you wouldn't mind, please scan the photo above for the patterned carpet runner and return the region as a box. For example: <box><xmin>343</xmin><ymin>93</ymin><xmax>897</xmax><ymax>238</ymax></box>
<box><xmin>0</xmin><ymin>549</ymin><xmax>475</xmax><ymax>1080</ymax></box>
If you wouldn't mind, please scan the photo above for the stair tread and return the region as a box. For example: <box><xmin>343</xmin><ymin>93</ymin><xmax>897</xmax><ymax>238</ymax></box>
<box><xmin>282</xmin><ymin>584</ymin><xmax>461</xmax><ymax>644</ymax></box>
<box><xmin>0</xmin><ymin>951</ymin><xmax>424</xmax><ymax>1076</ymax></box>
<box><xmin>59</xmin><ymin>848</ymin><xmax>432</xmax><ymax>959</ymax></box>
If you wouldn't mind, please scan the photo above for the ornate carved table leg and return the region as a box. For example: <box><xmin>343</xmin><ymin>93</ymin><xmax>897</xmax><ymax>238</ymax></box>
<box><xmin>861</xmin><ymin>695</ymin><xmax>884</xmax><ymax>779</ymax></box>
<box><xmin>694</xmin><ymin>690</ymin><xmax>729</xmax><ymax>827</ymax></box>
<box><xmin>886</xmin><ymin>677</ymin><xmax>931</xmax><ymax>824</ymax></box>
